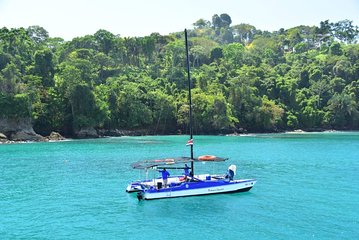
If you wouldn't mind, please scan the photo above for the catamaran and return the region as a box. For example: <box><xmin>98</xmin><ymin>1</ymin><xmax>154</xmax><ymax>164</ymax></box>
<box><xmin>126</xmin><ymin>29</ymin><xmax>256</xmax><ymax>200</ymax></box>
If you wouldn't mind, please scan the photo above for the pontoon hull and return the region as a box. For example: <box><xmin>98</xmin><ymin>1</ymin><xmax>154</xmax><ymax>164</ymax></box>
<box><xmin>140</xmin><ymin>179</ymin><xmax>256</xmax><ymax>200</ymax></box>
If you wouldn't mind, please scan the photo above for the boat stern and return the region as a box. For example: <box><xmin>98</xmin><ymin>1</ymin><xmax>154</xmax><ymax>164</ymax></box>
<box><xmin>126</xmin><ymin>182</ymin><xmax>143</xmax><ymax>193</ymax></box>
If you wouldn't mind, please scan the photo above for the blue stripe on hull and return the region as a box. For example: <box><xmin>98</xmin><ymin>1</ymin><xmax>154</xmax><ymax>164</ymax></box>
<box><xmin>144</xmin><ymin>186</ymin><xmax>253</xmax><ymax>200</ymax></box>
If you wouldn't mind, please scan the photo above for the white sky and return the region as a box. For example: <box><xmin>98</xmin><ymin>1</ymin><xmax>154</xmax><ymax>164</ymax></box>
<box><xmin>0</xmin><ymin>0</ymin><xmax>358</xmax><ymax>40</ymax></box>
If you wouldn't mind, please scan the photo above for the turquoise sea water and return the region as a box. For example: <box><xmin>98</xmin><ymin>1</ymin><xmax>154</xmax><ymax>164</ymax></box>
<box><xmin>1</xmin><ymin>132</ymin><xmax>358</xmax><ymax>239</ymax></box>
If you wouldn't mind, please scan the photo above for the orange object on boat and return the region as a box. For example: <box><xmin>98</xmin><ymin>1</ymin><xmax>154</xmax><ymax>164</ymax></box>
<box><xmin>198</xmin><ymin>155</ymin><xmax>216</xmax><ymax>161</ymax></box>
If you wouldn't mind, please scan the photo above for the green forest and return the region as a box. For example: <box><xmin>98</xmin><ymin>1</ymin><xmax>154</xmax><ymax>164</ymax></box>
<box><xmin>1</xmin><ymin>14</ymin><xmax>359</xmax><ymax>138</ymax></box>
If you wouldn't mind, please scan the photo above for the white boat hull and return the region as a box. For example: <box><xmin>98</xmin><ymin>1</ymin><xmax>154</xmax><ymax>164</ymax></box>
<box><xmin>141</xmin><ymin>179</ymin><xmax>256</xmax><ymax>200</ymax></box>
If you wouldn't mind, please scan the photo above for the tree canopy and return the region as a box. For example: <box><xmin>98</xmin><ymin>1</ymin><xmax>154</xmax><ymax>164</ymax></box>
<box><xmin>1</xmin><ymin>15</ymin><xmax>358</xmax><ymax>137</ymax></box>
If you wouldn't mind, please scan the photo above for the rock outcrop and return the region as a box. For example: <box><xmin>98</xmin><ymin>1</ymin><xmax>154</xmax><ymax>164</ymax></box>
<box><xmin>47</xmin><ymin>131</ymin><xmax>66</xmax><ymax>141</ymax></box>
<box><xmin>74</xmin><ymin>127</ymin><xmax>99</xmax><ymax>138</ymax></box>
<box><xmin>9</xmin><ymin>130</ymin><xmax>44</xmax><ymax>141</ymax></box>
<box><xmin>0</xmin><ymin>117</ymin><xmax>45</xmax><ymax>142</ymax></box>
<box><xmin>0</xmin><ymin>132</ymin><xmax>8</xmax><ymax>143</ymax></box>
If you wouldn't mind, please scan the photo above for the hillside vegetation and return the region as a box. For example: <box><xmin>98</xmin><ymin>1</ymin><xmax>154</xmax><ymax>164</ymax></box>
<box><xmin>1</xmin><ymin>14</ymin><xmax>359</xmax><ymax>137</ymax></box>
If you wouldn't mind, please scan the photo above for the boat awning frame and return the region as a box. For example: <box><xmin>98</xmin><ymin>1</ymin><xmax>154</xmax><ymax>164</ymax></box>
<box><xmin>131</xmin><ymin>156</ymin><xmax>228</xmax><ymax>169</ymax></box>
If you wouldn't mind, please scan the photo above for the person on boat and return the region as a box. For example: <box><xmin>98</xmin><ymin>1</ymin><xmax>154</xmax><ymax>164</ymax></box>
<box><xmin>159</xmin><ymin>168</ymin><xmax>170</xmax><ymax>188</ymax></box>
<box><xmin>183</xmin><ymin>164</ymin><xmax>190</xmax><ymax>179</ymax></box>
<box><xmin>225</xmin><ymin>169</ymin><xmax>234</xmax><ymax>181</ymax></box>
<box><xmin>225</xmin><ymin>165</ymin><xmax>236</xmax><ymax>181</ymax></box>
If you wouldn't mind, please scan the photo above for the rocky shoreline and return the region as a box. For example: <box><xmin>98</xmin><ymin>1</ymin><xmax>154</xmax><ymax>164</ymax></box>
<box><xmin>0</xmin><ymin>117</ymin><xmax>152</xmax><ymax>144</ymax></box>
<box><xmin>1</xmin><ymin>127</ymin><xmax>348</xmax><ymax>144</ymax></box>
<box><xmin>0</xmin><ymin>129</ymin><xmax>149</xmax><ymax>144</ymax></box>
<box><xmin>0</xmin><ymin>118</ymin><xmax>353</xmax><ymax>144</ymax></box>
<box><xmin>0</xmin><ymin>117</ymin><xmax>67</xmax><ymax>144</ymax></box>
<box><xmin>0</xmin><ymin>131</ymin><xmax>66</xmax><ymax>144</ymax></box>
<box><xmin>0</xmin><ymin>128</ymin><xmax>152</xmax><ymax>144</ymax></box>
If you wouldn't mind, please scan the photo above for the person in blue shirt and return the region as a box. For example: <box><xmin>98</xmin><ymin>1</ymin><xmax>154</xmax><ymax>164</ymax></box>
<box><xmin>159</xmin><ymin>168</ymin><xmax>170</xmax><ymax>188</ymax></box>
<box><xmin>184</xmin><ymin>164</ymin><xmax>190</xmax><ymax>176</ymax></box>
<box><xmin>183</xmin><ymin>164</ymin><xmax>190</xmax><ymax>181</ymax></box>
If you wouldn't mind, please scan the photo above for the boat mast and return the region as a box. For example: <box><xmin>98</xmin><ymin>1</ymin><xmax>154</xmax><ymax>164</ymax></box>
<box><xmin>185</xmin><ymin>29</ymin><xmax>194</xmax><ymax>175</ymax></box>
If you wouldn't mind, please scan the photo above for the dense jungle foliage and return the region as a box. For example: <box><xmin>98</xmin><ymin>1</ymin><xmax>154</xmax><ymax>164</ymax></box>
<box><xmin>1</xmin><ymin>14</ymin><xmax>359</xmax><ymax>136</ymax></box>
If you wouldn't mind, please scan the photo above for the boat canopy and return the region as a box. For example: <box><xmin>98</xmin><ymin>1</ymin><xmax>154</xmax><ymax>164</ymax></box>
<box><xmin>131</xmin><ymin>156</ymin><xmax>228</xmax><ymax>169</ymax></box>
